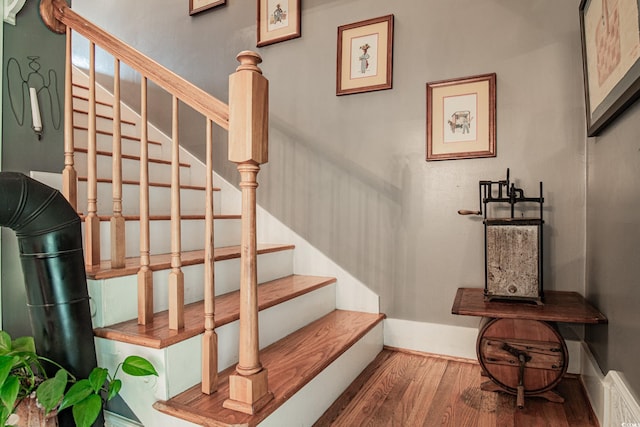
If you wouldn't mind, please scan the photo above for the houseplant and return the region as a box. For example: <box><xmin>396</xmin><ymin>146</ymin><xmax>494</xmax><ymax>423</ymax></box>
<box><xmin>0</xmin><ymin>331</ymin><xmax>158</xmax><ymax>427</ymax></box>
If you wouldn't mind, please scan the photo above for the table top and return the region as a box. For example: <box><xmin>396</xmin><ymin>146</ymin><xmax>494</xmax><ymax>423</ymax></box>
<box><xmin>451</xmin><ymin>287</ymin><xmax>607</xmax><ymax>324</ymax></box>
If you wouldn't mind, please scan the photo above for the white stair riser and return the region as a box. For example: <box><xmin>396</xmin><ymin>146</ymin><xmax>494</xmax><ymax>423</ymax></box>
<box><xmin>77</xmin><ymin>181</ymin><xmax>219</xmax><ymax>216</ymax></box>
<box><xmin>166</xmin><ymin>284</ymin><xmax>336</xmax><ymax>398</ymax></box>
<box><xmin>94</xmin><ymin>283</ymin><xmax>336</xmax><ymax>405</ymax></box>
<box><xmin>260</xmin><ymin>322</ymin><xmax>383</xmax><ymax>427</ymax></box>
<box><xmin>73</xmin><ymin>128</ymin><xmax>165</xmax><ymax>159</ymax></box>
<box><xmin>86</xmin><ymin>217</ymin><xmax>240</xmax><ymax>258</ymax></box>
<box><xmin>74</xmin><ymin>151</ymin><xmax>192</xmax><ymax>186</ymax></box>
<box><xmin>89</xmin><ymin>249</ymin><xmax>294</xmax><ymax>327</ymax></box>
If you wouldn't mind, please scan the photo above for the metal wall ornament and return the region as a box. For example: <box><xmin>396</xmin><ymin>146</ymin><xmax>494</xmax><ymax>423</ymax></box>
<box><xmin>580</xmin><ymin>0</ymin><xmax>640</xmax><ymax>136</ymax></box>
<box><xmin>6</xmin><ymin>56</ymin><xmax>61</xmax><ymax>139</ymax></box>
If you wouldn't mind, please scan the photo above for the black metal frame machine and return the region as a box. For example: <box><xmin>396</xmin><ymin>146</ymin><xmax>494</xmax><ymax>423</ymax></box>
<box><xmin>459</xmin><ymin>169</ymin><xmax>545</xmax><ymax>304</ymax></box>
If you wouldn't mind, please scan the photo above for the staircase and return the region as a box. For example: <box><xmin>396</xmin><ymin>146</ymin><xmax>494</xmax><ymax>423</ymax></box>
<box><xmin>40</xmin><ymin>2</ymin><xmax>385</xmax><ymax>426</ymax></box>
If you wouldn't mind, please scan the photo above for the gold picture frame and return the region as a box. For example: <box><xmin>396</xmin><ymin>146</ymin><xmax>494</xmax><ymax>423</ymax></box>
<box><xmin>257</xmin><ymin>0</ymin><xmax>301</xmax><ymax>47</ymax></box>
<box><xmin>426</xmin><ymin>73</ymin><xmax>496</xmax><ymax>161</ymax></box>
<box><xmin>189</xmin><ymin>0</ymin><xmax>225</xmax><ymax>15</ymax></box>
<box><xmin>336</xmin><ymin>15</ymin><xmax>394</xmax><ymax>96</ymax></box>
<box><xmin>579</xmin><ymin>0</ymin><xmax>640</xmax><ymax>136</ymax></box>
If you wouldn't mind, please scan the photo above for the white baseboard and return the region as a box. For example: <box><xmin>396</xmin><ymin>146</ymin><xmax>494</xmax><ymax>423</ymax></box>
<box><xmin>104</xmin><ymin>410</ymin><xmax>143</xmax><ymax>427</ymax></box>
<box><xmin>384</xmin><ymin>318</ymin><xmax>479</xmax><ymax>361</ymax></box>
<box><xmin>384</xmin><ymin>318</ymin><xmax>586</xmax><ymax>374</ymax></box>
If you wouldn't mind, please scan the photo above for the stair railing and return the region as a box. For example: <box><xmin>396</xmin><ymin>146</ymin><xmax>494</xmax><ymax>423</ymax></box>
<box><xmin>40</xmin><ymin>0</ymin><xmax>270</xmax><ymax>398</ymax></box>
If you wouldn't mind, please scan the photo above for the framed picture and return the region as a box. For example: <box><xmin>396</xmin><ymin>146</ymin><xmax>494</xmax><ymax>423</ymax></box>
<box><xmin>579</xmin><ymin>0</ymin><xmax>640</xmax><ymax>136</ymax></box>
<box><xmin>189</xmin><ymin>0</ymin><xmax>225</xmax><ymax>15</ymax></box>
<box><xmin>336</xmin><ymin>14</ymin><xmax>394</xmax><ymax>96</ymax></box>
<box><xmin>426</xmin><ymin>73</ymin><xmax>496</xmax><ymax>161</ymax></box>
<box><xmin>257</xmin><ymin>0</ymin><xmax>301</xmax><ymax>47</ymax></box>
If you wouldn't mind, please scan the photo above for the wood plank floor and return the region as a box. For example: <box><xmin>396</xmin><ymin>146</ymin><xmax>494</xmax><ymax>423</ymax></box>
<box><xmin>314</xmin><ymin>348</ymin><xmax>599</xmax><ymax>427</ymax></box>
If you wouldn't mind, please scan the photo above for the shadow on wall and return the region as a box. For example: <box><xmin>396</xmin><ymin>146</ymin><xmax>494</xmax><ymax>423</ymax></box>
<box><xmin>255</xmin><ymin>114</ymin><xmax>404</xmax><ymax>314</ymax></box>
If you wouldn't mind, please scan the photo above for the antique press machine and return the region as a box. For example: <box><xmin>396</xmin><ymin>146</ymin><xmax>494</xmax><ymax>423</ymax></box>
<box><xmin>459</xmin><ymin>168</ymin><xmax>545</xmax><ymax>304</ymax></box>
<box><xmin>458</xmin><ymin>169</ymin><xmax>568</xmax><ymax>408</ymax></box>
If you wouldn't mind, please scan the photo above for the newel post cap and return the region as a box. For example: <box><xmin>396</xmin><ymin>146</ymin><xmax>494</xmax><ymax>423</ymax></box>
<box><xmin>39</xmin><ymin>0</ymin><xmax>67</xmax><ymax>34</ymax></box>
<box><xmin>228</xmin><ymin>51</ymin><xmax>269</xmax><ymax>165</ymax></box>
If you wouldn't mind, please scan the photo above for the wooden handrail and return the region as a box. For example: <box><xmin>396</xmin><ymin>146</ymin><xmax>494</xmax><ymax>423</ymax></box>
<box><xmin>42</xmin><ymin>0</ymin><xmax>229</xmax><ymax>129</ymax></box>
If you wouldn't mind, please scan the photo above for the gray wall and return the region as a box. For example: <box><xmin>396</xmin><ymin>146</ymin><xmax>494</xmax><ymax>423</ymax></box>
<box><xmin>2</xmin><ymin>0</ymin><xmax>65</xmax><ymax>336</ymax></box>
<box><xmin>586</xmin><ymin>99</ymin><xmax>640</xmax><ymax>395</ymax></box>
<box><xmin>73</xmin><ymin>0</ymin><xmax>588</xmax><ymax>329</ymax></box>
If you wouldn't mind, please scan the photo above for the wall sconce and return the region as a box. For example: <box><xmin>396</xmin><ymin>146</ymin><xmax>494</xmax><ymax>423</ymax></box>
<box><xmin>29</xmin><ymin>87</ymin><xmax>43</xmax><ymax>139</ymax></box>
<box><xmin>7</xmin><ymin>56</ymin><xmax>61</xmax><ymax>140</ymax></box>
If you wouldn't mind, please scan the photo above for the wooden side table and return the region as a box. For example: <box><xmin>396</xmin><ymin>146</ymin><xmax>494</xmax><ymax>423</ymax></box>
<box><xmin>451</xmin><ymin>288</ymin><xmax>607</xmax><ymax>408</ymax></box>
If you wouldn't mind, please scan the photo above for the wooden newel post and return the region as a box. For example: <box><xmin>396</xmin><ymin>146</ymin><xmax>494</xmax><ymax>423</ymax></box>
<box><xmin>223</xmin><ymin>51</ymin><xmax>273</xmax><ymax>415</ymax></box>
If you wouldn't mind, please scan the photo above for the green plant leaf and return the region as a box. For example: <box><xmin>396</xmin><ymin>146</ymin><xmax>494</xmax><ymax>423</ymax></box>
<box><xmin>0</xmin><ymin>356</ymin><xmax>16</xmax><ymax>387</ymax></box>
<box><xmin>0</xmin><ymin>405</ymin><xmax>11</xmax><ymax>427</ymax></box>
<box><xmin>88</xmin><ymin>367</ymin><xmax>108</xmax><ymax>394</ymax></box>
<box><xmin>0</xmin><ymin>332</ymin><xmax>11</xmax><ymax>355</ymax></box>
<box><xmin>106</xmin><ymin>379</ymin><xmax>121</xmax><ymax>401</ymax></box>
<box><xmin>58</xmin><ymin>379</ymin><xmax>93</xmax><ymax>412</ymax></box>
<box><xmin>121</xmin><ymin>356</ymin><xmax>158</xmax><ymax>377</ymax></box>
<box><xmin>36</xmin><ymin>369</ymin><xmax>68</xmax><ymax>413</ymax></box>
<box><xmin>72</xmin><ymin>393</ymin><xmax>102</xmax><ymax>427</ymax></box>
<box><xmin>11</xmin><ymin>336</ymin><xmax>35</xmax><ymax>354</ymax></box>
<box><xmin>0</xmin><ymin>375</ymin><xmax>19</xmax><ymax>411</ymax></box>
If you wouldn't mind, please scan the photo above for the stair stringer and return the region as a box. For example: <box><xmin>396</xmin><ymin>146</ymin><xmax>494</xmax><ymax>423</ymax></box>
<box><xmin>258</xmin><ymin>207</ymin><xmax>379</xmax><ymax>314</ymax></box>
<box><xmin>210</xmin><ymin>170</ymin><xmax>380</xmax><ymax>314</ymax></box>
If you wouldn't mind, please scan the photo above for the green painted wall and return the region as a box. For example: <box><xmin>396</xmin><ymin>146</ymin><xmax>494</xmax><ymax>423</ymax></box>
<box><xmin>586</xmin><ymin>99</ymin><xmax>640</xmax><ymax>396</ymax></box>
<box><xmin>1</xmin><ymin>0</ymin><xmax>65</xmax><ymax>336</ymax></box>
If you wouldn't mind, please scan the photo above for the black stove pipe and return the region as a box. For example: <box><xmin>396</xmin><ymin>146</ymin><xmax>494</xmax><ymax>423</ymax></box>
<box><xmin>0</xmin><ymin>172</ymin><xmax>98</xmax><ymax>423</ymax></box>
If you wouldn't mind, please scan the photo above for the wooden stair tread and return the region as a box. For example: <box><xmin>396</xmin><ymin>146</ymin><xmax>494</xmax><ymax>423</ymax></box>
<box><xmin>74</xmin><ymin>146</ymin><xmax>191</xmax><ymax>168</ymax></box>
<box><xmin>72</xmin><ymin>92</ymin><xmax>113</xmax><ymax>107</ymax></box>
<box><xmin>85</xmin><ymin>244</ymin><xmax>295</xmax><ymax>280</ymax></box>
<box><xmin>77</xmin><ymin>176</ymin><xmax>212</xmax><ymax>191</ymax></box>
<box><xmin>78</xmin><ymin>213</ymin><xmax>236</xmax><ymax>221</ymax></box>
<box><xmin>153</xmin><ymin>310</ymin><xmax>385</xmax><ymax>427</ymax></box>
<box><xmin>93</xmin><ymin>274</ymin><xmax>337</xmax><ymax>348</ymax></box>
<box><xmin>73</xmin><ymin>107</ymin><xmax>136</xmax><ymax>126</ymax></box>
<box><xmin>74</xmin><ymin>124</ymin><xmax>163</xmax><ymax>146</ymax></box>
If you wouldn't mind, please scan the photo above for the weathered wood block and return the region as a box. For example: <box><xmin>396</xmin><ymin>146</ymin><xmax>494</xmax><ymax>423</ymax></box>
<box><xmin>485</xmin><ymin>218</ymin><xmax>542</xmax><ymax>301</ymax></box>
